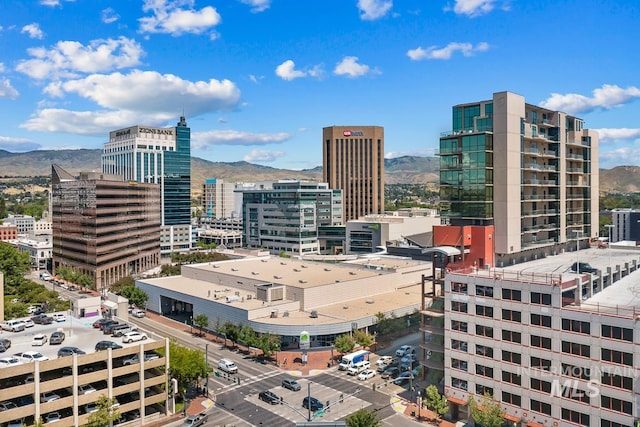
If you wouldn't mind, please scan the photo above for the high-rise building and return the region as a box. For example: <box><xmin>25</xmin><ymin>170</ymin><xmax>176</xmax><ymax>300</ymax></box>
<box><xmin>438</xmin><ymin>91</ymin><xmax>599</xmax><ymax>260</ymax></box>
<box><xmin>239</xmin><ymin>180</ymin><xmax>343</xmax><ymax>255</ymax></box>
<box><xmin>202</xmin><ymin>178</ymin><xmax>237</xmax><ymax>219</ymax></box>
<box><xmin>102</xmin><ymin>117</ymin><xmax>192</xmax><ymax>254</ymax></box>
<box><xmin>323</xmin><ymin>126</ymin><xmax>384</xmax><ymax>222</ymax></box>
<box><xmin>610</xmin><ymin>208</ymin><xmax>640</xmax><ymax>243</ymax></box>
<box><xmin>51</xmin><ymin>165</ymin><xmax>161</xmax><ymax>292</ymax></box>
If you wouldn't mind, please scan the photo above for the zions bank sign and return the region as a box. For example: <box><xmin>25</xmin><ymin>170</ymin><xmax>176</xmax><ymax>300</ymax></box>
<box><xmin>343</xmin><ymin>130</ymin><xmax>364</xmax><ymax>137</ymax></box>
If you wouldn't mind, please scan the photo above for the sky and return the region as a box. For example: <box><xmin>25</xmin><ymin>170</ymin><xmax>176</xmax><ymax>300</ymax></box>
<box><xmin>0</xmin><ymin>0</ymin><xmax>639</xmax><ymax>170</ymax></box>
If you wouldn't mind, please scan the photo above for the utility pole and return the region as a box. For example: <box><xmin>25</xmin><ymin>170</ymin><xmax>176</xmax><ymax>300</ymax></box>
<box><xmin>205</xmin><ymin>343</ymin><xmax>209</xmax><ymax>397</ymax></box>
<box><xmin>307</xmin><ymin>381</ymin><xmax>312</xmax><ymax>422</ymax></box>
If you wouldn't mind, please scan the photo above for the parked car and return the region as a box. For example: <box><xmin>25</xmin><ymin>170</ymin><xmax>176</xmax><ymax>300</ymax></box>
<box><xmin>302</xmin><ymin>396</ymin><xmax>324</xmax><ymax>411</ymax></box>
<box><xmin>111</xmin><ymin>324</ymin><xmax>137</xmax><ymax>337</ymax></box>
<box><xmin>44</xmin><ymin>412</ymin><xmax>62</xmax><ymax>423</ymax></box>
<box><xmin>184</xmin><ymin>413</ymin><xmax>208</xmax><ymax>426</ymax></box>
<box><xmin>57</xmin><ymin>346</ymin><xmax>86</xmax><ymax>357</ymax></box>
<box><xmin>571</xmin><ymin>262</ymin><xmax>598</xmax><ymax>274</ymax></box>
<box><xmin>281</xmin><ymin>378</ymin><xmax>301</xmax><ymax>391</ymax></box>
<box><xmin>52</xmin><ymin>313</ymin><xmax>67</xmax><ymax>322</ymax></box>
<box><xmin>122</xmin><ymin>331</ymin><xmax>147</xmax><ymax>343</ymax></box>
<box><xmin>393</xmin><ymin>371</ymin><xmax>414</xmax><ymax>385</ymax></box>
<box><xmin>0</xmin><ymin>338</ymin><xmax>11</xmax><ymax>353</ymax></box>
<box><xmin>103</xmin><ymin>322</ymin><xmax>121</xmax><ymax>335</ymax></box>
<box><xmin>376</xmin><ymin>355</ymin><xmax>393</xmax><ymax>366</ymax></box>
<box><xmin>395</xmin><ymin>345</ymin><xmax>415</xmax><ymax>357</ymax></box>
<box><xmin>6</xmin><ymin>418</ymin><xmax>24</xmax><ymax>427</ymax></box>
<box><xmin>31</xmin><ymin>313</ymin><xmax>54</xmax><ymax>325</ymax></box>
<box><xmin>381</xmin><ymin>367</ymin><xmax>400</xmax><ymax>380</ymax></box>
<box><xmin>22</xmin><ymin>318</ymin><xmax>34</xmax><ymax>328</ymax></box>
<box><xmin>16</xmin><ymin>351</ymin><xmax>49</xmax><ymax>362</ymax></box>
<box><xmin>0</xmin><ymin>400</ymin><xmax>17</xmax><ymax>411</ymax></box>
<box><xmin>50</xmin><ymin>331</ymin><xmax>66</xmax><ymax>345</ymax></box>
<box><xmin>131</xmin><ymin>309</ymin><xmax>145</xmax><ymax>318</ymax></box>
<box><xmin>95</xmin><ymin>341</ymin><xmax>123</xmax><ymax>351</ymax></box>
<box><xmin>1</xmin><ymin>320</ymin><xmax>26</xmax><ymax>332</ymax></box>
<box><xmin>78</xmin><ymin>384</ymin><xmax>97</xmax><ymax>395</ymax></box>
<box><xmin>401</xmin><ymin>353</ymin><xmax>418</xmax><ymax>364</ymax></box>
<box><xmin>258</xmin><ymin>390</ymin><xmax>280</xmax><ymax>405</ymax></box>
<box><xmin>357</xmin><ymin>369</ymin><xmax>376</xmax><ymax>381</ymax></box>
<box><xmin>40</xmin><ymin>391</ymin><xmax>61</xmax><ymax>403</ymax></box>
<box><xmin>84</xmin><ymin>402</ymin><xmax>98</xmax><ymax>414</ymax></box>
<box><xmin>122</xmin><ymin>352</ymin><xmax>160</xmax><ymax>366</ymax></box>
<box><xmin>93</xmin><ymin>318</ymin><xmax>110</xmax><ymax>329</ymax></box>
<box><xmin>32</xmin><ymin>334</ymin><xmax>48</xmax><ymax>346</ymax></box>
<box><xmin>0</xmin><ymin>356</ymin><xmax>21</xmax><ymax>368</ymax></box>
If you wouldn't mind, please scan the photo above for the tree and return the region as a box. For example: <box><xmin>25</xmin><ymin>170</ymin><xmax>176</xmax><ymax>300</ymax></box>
<box><xmin>162</xmin><ymin>340</ymin><xmax>209</xmax><ymax>395</ymax></box>
<box><xmin>220</xmin><ymin>321</ymin><xmax>239</xmax><ymax>348</ymax></box>
<box><xmin>424</xmin><ymin>385</ymin><xmax>448</xmax><ymax>421</ymax></box>
<box><xmin>0</xmin><ymin>242</ymin><xmax>30</xmax><ymax>285</ymax></box>
<box><xmin>257</xmin><ymin>332</ymin><xmax>281</xmax><ymax>358</ymax></box>
<box><xmin>110</xmin><ymin>276</ymin><xmax>135</xmax><ymax>294</ymax></box>
<box><xmin>87</xmin><ymin>395</ymin><xmax>121</xmax><ymax>427</ymax></box>
<box><xmin>160</xmin><ymin>264</ymin><xmax>181</xmax><ymax>276</ymax></box>
<box><xmin>334</xmin><ymin>333</ymin><xmax>356</xmax><ymax>354</ymax></box>
<box><xmin>193</xmin><ymin>314</ymin><xmax>209</xmax><ymax>337</ymax></box>
<box><xmin>238</xmin><ymin>324</ymin><xmax>257</xmax><ymax>348</ymax></box>
<box><xmin>469</xmin><ymin>393</ymin><xmax>505</xmax><ymax>427</ymax></box>
<box><xmin>353</xmin><ymin>329</ymin><xmax>375</xmax><ymax>349</ymax></box>
<box><xmin>121</xmin><ymin>286</ymin><xmax>148</xmax><ymax>308</ymax></box>
<box><xmin>345</xmin><ymin>409</ymin><xmax>382</xmax><ymax>427</ymax></box>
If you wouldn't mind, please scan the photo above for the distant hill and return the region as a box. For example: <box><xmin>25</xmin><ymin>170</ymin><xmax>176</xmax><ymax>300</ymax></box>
<box><xmin>0</xmin><ymin>149</ymin><xmax>637</xmax><ymax>194</ymax></box>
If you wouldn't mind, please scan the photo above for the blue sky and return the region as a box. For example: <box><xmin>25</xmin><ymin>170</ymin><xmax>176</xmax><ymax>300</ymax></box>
<box><xmin>0</xmin><ymin>0</ymin><xmax>639</xmax><ymax>170</ymax></box>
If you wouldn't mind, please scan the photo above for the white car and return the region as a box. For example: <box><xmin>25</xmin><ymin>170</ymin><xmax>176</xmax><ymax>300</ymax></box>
<box><xmin>0</xmin><ymin>401</ymin><xmax>17</xmax><ymax>411</ymax></box>
<box><xmin>122</xmin><ymin>331</ymin><xmax>148</xmax><ymax>343</ymax></box>
<box><xmin>32</xmin><ymin>333</ymin><xmax>48</xmax><ymax>346</ymax></box>
<box><xmin>357</xmin><ymin>369</ymin><xmax>376</xmax><ymax>381</ymax></box>
<box><xmin>376</xmin><ymin>356</ymin><xmax>393</xmax><ymax>366</ymax></box>
<box><xmin>17</xmin><ymin>351</ymin><xmax>49</xmax><ymax>362</ymax></box>
<box><xmin>52</xmin><ymin>313</ymin><xmax>67</xmax><ymax>322</ymax></box>
<box><xmin>78</xmin><ymin>384</ymin><xmax>97</xmax><ymax>395</ymax></box>
<box><xmin>395</xmin><ymin>345</ymin><xmax>414</xmax><ymax>357</ymax></box>
<box><xmin>84</xmin><ymin>402</ymin><xmax>98</xmax><ymax>414</ymax></box>
<box><xmin>131</xmin><ymin>309</ymin><xmax>145</xmax><ymax>318</ymax></box>
<box><xmin>0</xmin><ymin>356</ymin><xmax>21</xmax><ymax>368</ymax></box>
<box><xmin>1</xmin><ymin>320</ymin><xmax>26</xmax><ymax>332</ymax></box>
<box><xmin>40</xmin><ymin>391</ymin><xmax>61</xmax><ymax>403</ymax></box>
<box><xmin>44</xmin><ymin>412</ymin><xmax>61</xmax><ymax>423</ymax></box>
<box><xmin>23</xmin><ymin>318</ymin><xmax>35</xmax><ymax>328</ymax></box>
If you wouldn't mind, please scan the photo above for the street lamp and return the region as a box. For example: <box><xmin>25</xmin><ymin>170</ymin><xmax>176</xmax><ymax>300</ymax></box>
<box><xmin>190</xmin><ymin>316</ymin><xmax>193</xmax><ymax>335</ymax></box>
<box><xmin>573</xmin><ymin>230</ymin><xmax>583</xmax><ymax>273</ymax></box>
<box><xmin>205</xmin><ymin>343</ymin><xmax>209</xmax><ymax>397</ymax></box>
<box><xmin>417</xmin><ymin>390</ymin><xmax>421</xmax><ymax>419</ymax></box>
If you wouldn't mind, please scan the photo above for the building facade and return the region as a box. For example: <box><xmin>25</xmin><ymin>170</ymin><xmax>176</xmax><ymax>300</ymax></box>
<box><xmin>202</xmin><ymin>178</ymin><xmax>237</xmax><ymax>219</ymax></box>
<box><xmin>239</xmin><ymin>180</ymin><xmax>343</xmax><ymax>255</ymax></box>
<box><xmin>611</xmin><ymin>208</ymin><xmax>640</xmax><ymax>243</ymax></box>
<box><xmin>51</xmin><ymin>166</ymin><xmax>161</xmax><ymax>292</ymax></box>
<box><xmin>323</xmin><ymin>126</ymin><xmax>384</xmax><ymax>222</ymax></box>
<box><xmin>438</xmin><ymin>91</ymin><xmax>599</xmax><ymax>260</ymax></box>
<box><xmin>440</xmin><ymin>252</ymin><xmax>640</xmax><ymax>427</ymax></box>
<box><xmin>15</xmin><ymin>238</ymin><xmax>52</xmax><ymax>270</ymax></box>
<box><xmin>0</xmin><ymin>224</ymin><xmax>17</xmax><ymax>241</ymax></box>
<box><xmin>102</xmin><ymin>117</ymin><xmax>192</xmax><ymax>254</ymax></box>
<box><xmin>4</xmin><ymin>214</ymin><xmax>35</xmax><ymax>235</ymax></box>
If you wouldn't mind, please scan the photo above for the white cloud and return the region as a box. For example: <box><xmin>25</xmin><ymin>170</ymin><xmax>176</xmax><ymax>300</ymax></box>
<box><xmin>0</xmin><ymin>136</ymin><xmax>41</xmax><ymax>152</ymax></box>
<box><xmin>248</xmin><ymin>74</ymin><xmax>264</xmax><ymax>84</ymax></box>
<box><xmin>357</xmin><ymin>0</ymin><xmax>393</xmax><ymax>20</ymax></box>
<box><xmin>407</xmin><ymin>42</ymin><xmax>489</xmax><ymax>60</ymax></box>
<box><xmin>0</xmin><ymin>78</ymin><xmax>19</xmax><ymax>99</ymax></box>
<box><xmin>447</xmin><ymin>0</ymin><xmax>510</xmax><ymax>17</ymax></box>
<box><xmin>16</xmin><ymin>37</ymin><xmax>144</xmax><ymax>80</ymax></box>
<box><xmin>599</xmin><ymin>147</ymin><xmax>639</xmax><ymax>168</ymax></box>
<box><xmin>21</xmin><ymin>23</ymin><xmax>45</xmax><ymax>39</ymax></box>
<box><xmin>0</xmin><ymin>63</ymin><xmax>5</xmax><ymax>73</ymax></box>
<box><xmin>139</xmin><ymin>0</ymin><xmax>221</xmax><ymax>37</ymax></box>
<box><xmin>594</xmin><ymin>128</ymin><xmax>640</xmax><ymax>142</ymax></box>
<box><xmin>239</xmin><ymin>0</ymin><xmax>271</xmax><ymax>13</ymax></box>
<box><xmin>101</xmin><ymin>7</ymin><xmax>120</xmax><ymax>24</ymax></box>
<box><xmin>22</xmin><ymin>70</ymin><xmax>241</xmax><ymax>135</ymax></box>
<box><xmin>192</xmin><ymin>129</ymin><xmax>291</xmax><ymax>149</ymax></box>
<box><xmin>540</xmin><ymin>85</ymin><xmax>640</xmax><ymax>115</ymax></box>
<box><xmin>275</xmin><ymin>60</ymin><xmax>307</xmax><ymax>81</ymax></box>
<box><xmin>385</xmin><ymin>149</ymin><xmax>437</xmax><ymax>158</ymax></box>
<box><xmin>243</xmin><ymin>149</ymin><xmax>286</xmax><ymax>163</ymax></box>
<box><xmin>334</xmin><ymin>56</ymin><xmax>375</xmax><ymax>78</ymax></box>
<box><xmin>40</xmin><ymin>0</ymin><xmax>75</xmax><ymax>6</ymax></box>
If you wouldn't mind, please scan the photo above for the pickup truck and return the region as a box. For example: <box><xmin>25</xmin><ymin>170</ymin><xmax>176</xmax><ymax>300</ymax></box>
<box><xmin>31</xmin><ymin>313</ymin><xmax>54</xmax><ymax>325</ymax></box>
<box><xmin>1</xmin><ymin>320</ymin><xmax>26</xmax><ymax>332</ymax></box>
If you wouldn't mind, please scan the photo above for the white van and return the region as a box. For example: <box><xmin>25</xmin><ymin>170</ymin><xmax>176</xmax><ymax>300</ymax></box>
<box><xmin>347</xmin><ymin>360</ymin><xmax>371</xmax><ymax>376</ymax></box>
<box><xmin>218</xmin><ymin>358</ymin><xmax>238</xmax><ymax>374</ymax></box>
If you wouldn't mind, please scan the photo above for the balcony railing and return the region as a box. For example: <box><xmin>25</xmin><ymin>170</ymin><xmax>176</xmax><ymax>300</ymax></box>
<box><xmin>523</xmin><ymin>179</ymin><xmax>558</xmax><ymax>185</ymax></box>
<box><xmin>521</xmin><ymin>194</ymin><xmax>559</xmax><ymax>200</ymax></box>
<box><xmin>523</xmin><ymin>163</ymin><xmax>558</xmax><ymax>171</ymax></box>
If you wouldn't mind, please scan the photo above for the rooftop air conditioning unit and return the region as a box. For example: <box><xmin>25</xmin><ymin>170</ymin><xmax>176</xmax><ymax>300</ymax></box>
<box><xmin>310</xmin><ymin>310</ymin><xmax>318</xmax><ymax>318</ymax></box>
<box><xmin>274</xmin><ymin>275</ymin><xmax>282</xmax><ymax>279</ymax></box>
<box><xmin>252</xmin><ymin>271</ymin><xmax>259</xmax><ymax>275</ymax></box>
<box><xmin>293</xmin><ymin>268</ymin><xmax>301</xmax><ymax>272</ymax></box>
<box><xmin>299</xmin><ymin>279</ymin><xmax>307</xmax><ymax>283</ymax></box>
<box><xmin>283</xmin><ymin>311</ymin><xmax>289</xmax><ymax>317</ymax></box>
<box><xmin>247</xmin><ymin>294</ymin><xmax>252</xmax><ymax>300</ymax></box>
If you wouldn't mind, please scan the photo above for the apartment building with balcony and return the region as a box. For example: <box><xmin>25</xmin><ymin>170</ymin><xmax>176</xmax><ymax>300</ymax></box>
<box><xmin>439</xmin><ymin>249</ymin><xmax>640</xmax><ymax>427</ymax></box>
<box><xmin>438</xmin><ymin>91</ymin><xmax>599</xmax><ymax>265</ymax></box>
<box><xmin>0</xmin><ymin>340</ymin><xmax>169</xmax><ymax>427</ymax></box>
<box><xmin>51</xmin><ymin>165</ymin><xmax>161</xmax><ymax>292</ymax></box>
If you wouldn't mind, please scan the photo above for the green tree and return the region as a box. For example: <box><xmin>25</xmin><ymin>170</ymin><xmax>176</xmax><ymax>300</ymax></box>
<box><xmin>257</xmin><ymin>332</ymin><xmax>281</xmax><ymax>358</ymax></box>
<box><xmin>109</xmin><ymin>276</ymin><xmax>135</xmax><ymax>294</ymax></box>
<box><xmin>238</xmin><ymin>324</ymin><xmax>257</xmax><ymax>348</ymax></box>
<box><xmin>121</xmin><ymin>286</ymin><xmax>148</xmax><ymax>308</ymax></box>
<box><xmin>193</xmin><ymin>314</ymin><xmax>209</xmax><ymax>337</ymax></box>
<box><xmin>160</xmin><ymin>264</ymin><xmax>181</xmax><ymax>276</ymax></box>
<box><xmin>220</xmin><ymin>321</ymin><xmax>240</xmax><ymax>348</ymax></box>
<box><xmin>87</xmin><ymin>395</ymin><xmax>121</xmax><ymax>427</ymax></box>
<box><xmin>334</xmin><ymin>333</ymin><xmax>356</xmax><ymax>354</ymax></box>
<box><xmin>469</xmin><ymin>393</ymin><xmax>505</xmax><ymax>427</ymax></box>
<box><xmin>29</xmin><ymin>417</ymin><xmax>44</xmax><ymax>427</ymax></box>
<box><xmin>0</xmin><ymin>242</ymin><xmax>30</xmax><ymax>286</ymax></box>
<box><xmin>353</xmin><ymin>329</ymin><xmax>374</xmax><ymax>349</ymax></box>
<box><xmin>345</xmin><ymin>408</ymin><xmax>382</xmax><ymax>427</ymax></box>
<box><xmin>162</xmin><ymin>340</ymin><xmax>209</xmax><ymax>395</ymax></box>
<box><xmin>424</xmin><ymin>385</ymin><xmax>448</xmax><ymax>421</ymax></box>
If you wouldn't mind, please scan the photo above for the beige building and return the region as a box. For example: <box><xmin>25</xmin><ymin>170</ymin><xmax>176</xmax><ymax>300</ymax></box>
<box><xmin>323</xmin><ymin>126</ymin><xmax>384</xmax><ymax>222</ymax></box>
<box><xmin>51</xmin><ymin>165</ymin><xmax>161</xmax><ymax>293</ymax></box>
<box><xmin>439</xmin><ymin>91</ymin><xmax>599</xmax><ymax>263</ymax></box>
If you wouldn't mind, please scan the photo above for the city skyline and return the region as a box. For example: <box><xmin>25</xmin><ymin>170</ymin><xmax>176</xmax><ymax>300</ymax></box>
<box><xmin>0</xmin><ymin>1</ymin><xmax>639</xmax><ymax>170</ymax></box>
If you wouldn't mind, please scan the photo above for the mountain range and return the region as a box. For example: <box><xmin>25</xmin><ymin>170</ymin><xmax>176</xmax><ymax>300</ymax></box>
<box><xmin>0</xmin><ymin>149</ymin><xmax>636</xmax><ymax>195</ymax></box>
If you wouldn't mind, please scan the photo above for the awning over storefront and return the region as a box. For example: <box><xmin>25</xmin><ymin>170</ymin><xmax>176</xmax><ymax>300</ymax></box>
<box><xmin>503</xmin><ymin>413</ymin><xmax>521</xmax><ymax>423</ymax></box>
<box><xmin>446</xmin><ymin>396</ymin><xmax>468</xmax><ymax>406</ymax></box>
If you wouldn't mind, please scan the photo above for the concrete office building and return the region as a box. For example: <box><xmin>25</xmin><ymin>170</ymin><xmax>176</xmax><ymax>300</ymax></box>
<box><xmin>4</xmin><ymin>214</ymin><xmax>35</xmax><ymax>235</ymax></box>
<box><xmin>323</xmin><ymin>126</ymin><xmax>384</xmax><ymax>222</ymax></box>
<box><xmin>51</xmin><ymin>166</ymin><xmax>161</xmax><ymax>292</ymax></box>
<box><xmin>610</xmin><ymin>208</ymin><xmax>640</xmax><ymax>243</ymax></box>
<box><xmin>102</xmin><ymin>117</ymin><xmax>192</xmax><ymax>255</ymax></box>
<box><xmin>240</xmin><ymin>180</ymin><xmax>343</xmax><ymax>255</ymax></box>
<box><xmin>438</xmin><ymin>91</ymin><xmax>599</xmax><ymax>264</ymax></box>
<box><xmin>438</xmin><ymin>248</ymin><xmax>640</xmax><ymax>427</ymax></box>
<box><xmin>202</xmin><ymin>178</ymin><xmax>237</xmax><ymax>220</ymax></box>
